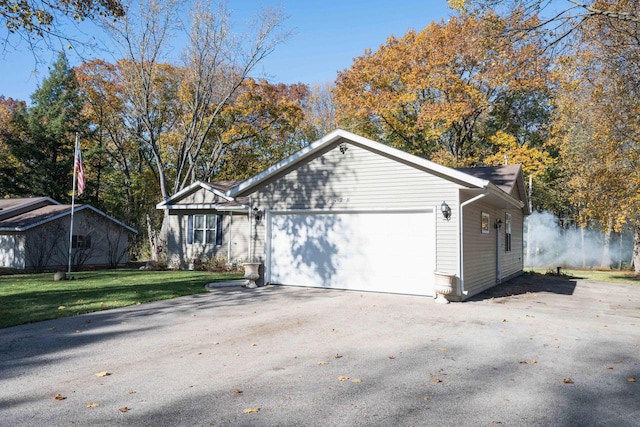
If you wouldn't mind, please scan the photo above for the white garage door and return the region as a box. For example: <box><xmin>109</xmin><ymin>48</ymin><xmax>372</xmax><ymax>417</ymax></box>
<box><xmin>267</xmin><ymin>210</ymin><xmax>435</xmax><ymax>296</ymax></box>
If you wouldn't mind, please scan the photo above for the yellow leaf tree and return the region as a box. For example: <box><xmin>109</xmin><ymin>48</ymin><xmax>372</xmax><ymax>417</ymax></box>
<box><xmin>334</xmin><ymin>11</ymin><xmax>552</xmax><ymax>166</ymax></box>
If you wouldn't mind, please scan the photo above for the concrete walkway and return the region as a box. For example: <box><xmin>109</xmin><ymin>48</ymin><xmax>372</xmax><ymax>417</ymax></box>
<box><xmin>1</xmin><ymin>274</ymin><xmax>638</xmax><ymax>426</ymax></box>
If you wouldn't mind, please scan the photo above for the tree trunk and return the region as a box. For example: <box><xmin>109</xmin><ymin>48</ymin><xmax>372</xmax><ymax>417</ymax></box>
<box><xmin>633</xmin><ymin>222</ymin><xmax>640</xmax><ymax>274</ymax></box>
<box><xmin>600</xmin><ymin>219</ymin><xmax>612</xmax><ymax>269</ymax></box>
<box><xmin>146</xmin><ymin>214</ymin><xmax>159</xmax><ymax>262</ymax></box>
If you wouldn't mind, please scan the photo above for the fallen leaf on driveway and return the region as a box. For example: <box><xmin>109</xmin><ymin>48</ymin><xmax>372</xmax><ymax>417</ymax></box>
<box><xmin>317</xmin><ymin>361</ymin><xmax>328</xmax><ymax>365</ymax></box>
<box><xmin>95</xmin><ymin>371</ymin><xmax>111</xmax><ymax>377</ymax></box>
<box><xmin>388</xmin><ymin>355</ymin><xmax>396</xmax><ymax>359</ymax></box>
<box><xmin>628</xmin><ymin>377</ymin><xmax>636</xmax><ymax>383</ymax></box>
<box><xmin>519</xmin><ymin>361</ymin><xmax>528</xmax><ymax>365</ymax></box>
<box><xmin>334</xmin><ymin>354</ymin><xmax>342</xmax><ymax>359</ymax></box>
<box><xmin>338</xmin><ymin>375</ymin><xmax>349</xmax><ymax>381</ymax></box>
<box><xmin>232</xmin><ymin>388</ymin><xmax>243</xmax><ymax>394</ymax></box>
<box><xmin>243</xmin><ymin>407</ymin><xmax>260</xmax><ymax>413</ymax></box>
<box><xmin>606</xmin><ymin>366</ymin><xmax>614</xmax><ymax>370</ymax></box>
<box><xmin>86</xmin><ymin>402</ymin><xmax>100</xmax><ymax>408</ymax></box>
<box><xmin>54</xmin><ymin>394</ymin><xmax>66</xmax><ymax>400</ymax></box>
<box><xmin>530</xmin><ymin>359</ymin><xmax>538</xmax><ymax>364</ymax></box>
<box><xmin>432</xmin><ymin>378</ymin><xmax>443</xmax><ymax>383</ymax></box>
<box><xmin>438</xmin><ymin>348</ymin><xmax>447</xmax><ymax>352</ymax></box>
<box><xmin>563</xmin><ymin>378</ymin><xmax>574</xmax><ymax>384</ymax></box>
<box><xmin>351</xmin><ymin>378</ymin><xmax>362</xmax><ymax>383</ymax></box>
<box><xmin>119</xmin><ymin>407</ymin><xmax>129</xmax><ymax>413</ymax></box>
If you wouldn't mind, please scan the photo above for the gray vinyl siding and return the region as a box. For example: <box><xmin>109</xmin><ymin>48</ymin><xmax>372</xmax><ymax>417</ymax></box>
<box><xmin>248</xmin><ymin>143</ymin><xmax>461</xmax><ymax>272</ymax></box>
<box><xmin>461</xmin><ymin>201</ymin><xmax>525</xmax><ymax>298</ymax></box>
<box><xmin>166</xmin><ymin>209</ymin><xmax>250</xmax><ymax>266</ymax></box>
<box><xmin>19</xmin><ymin>211</ymin><xmax>130</xmax><ymax>270</ymax></box>
<box><xmin>501</xmin><ymin>208</ymin><xmax>524</xmax><ymax>279</ymax></box>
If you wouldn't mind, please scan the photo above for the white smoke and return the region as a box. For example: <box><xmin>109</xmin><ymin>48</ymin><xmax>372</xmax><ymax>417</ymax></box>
<box><xmin>524</xmin><ymin>211</ymin><xmax>633</xmax><ymax>269</ymax></box>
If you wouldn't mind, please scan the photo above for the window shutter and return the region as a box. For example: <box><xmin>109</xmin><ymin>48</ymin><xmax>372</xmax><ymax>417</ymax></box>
<box><xmin>187</xmin><ymin>215</ymin><xmax>193</xmax><ymax>244</ymax></box>
<box><xmin>215</xmin><ymin>215</ymin><xmax>223</xmax><ymax>246</ymax></box>
<box><xmin>72</xmin><ymin>235</ymin><xmax>78</xmax><ymax>249</ymax></box>
<box><xmin>85</xmin><ymin>235</ymin><xmax>91</xmax><ymax>249</ymax></box>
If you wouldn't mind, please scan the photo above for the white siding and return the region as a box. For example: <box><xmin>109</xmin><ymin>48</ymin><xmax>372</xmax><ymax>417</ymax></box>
<box><xmin>249</xmin><ymin>143</ymin><xmax>461</xmax><ymax>273</ymax></box>
<box><xmin>0</xmin><ymin>233</ymin><xmax>25</xmax><ymax>269</ymax></box>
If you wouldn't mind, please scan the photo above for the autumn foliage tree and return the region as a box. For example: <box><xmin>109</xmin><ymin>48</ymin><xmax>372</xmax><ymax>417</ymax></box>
<box><xmin>552</xmin><ymin>6</ymin><xmax>640</xmax><ymax>271</ymax></box>
<box><xmin>334</xmin><ymin>11</ymin><xmax>552</xmax><ymax>168</ymax></box>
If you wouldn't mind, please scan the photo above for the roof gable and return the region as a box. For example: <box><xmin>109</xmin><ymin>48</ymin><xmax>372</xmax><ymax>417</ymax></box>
<box><xmin>226</xmin><ymin>129</ymin><xmax>526</xmax><ymax>212</ymax></box>
<box><xmin>228</xmin><ymin>129</ymin><xmax>491</xmax><ymax>198</ymax></box>
<box><xmin>156</xmin><ymin>180</ymin><xmax>248</xmax><ymax>211</ymax></box>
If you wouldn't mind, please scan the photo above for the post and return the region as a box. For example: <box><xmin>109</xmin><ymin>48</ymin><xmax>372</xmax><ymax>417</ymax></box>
<box><xmin>67</xmin><ymin>134</ymin><xmax>79</xmax><ymax>279</ymax></box>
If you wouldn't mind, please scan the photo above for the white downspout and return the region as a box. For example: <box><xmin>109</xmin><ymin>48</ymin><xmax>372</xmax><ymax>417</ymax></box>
<box><xmin>248</xmin><ymin>197</ymin><xmax>253</xmax><ymax>262</ymax></box>
<box><xmin>459</xmin><ymin>190</ymin><xmax>489</xmax><ymax>295</ymax></box>
<box><xmin>227</xmin><ymin>212</ymin><xmax>232</xmax><ymax>263</ymax></box>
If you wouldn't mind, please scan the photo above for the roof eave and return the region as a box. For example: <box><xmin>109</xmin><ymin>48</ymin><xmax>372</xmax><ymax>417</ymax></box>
<box><xmin>157</xmin><ymin>181</ymin><xmax>236</xmax><ymax>209</ymax></box>
<box><xmin>164</xmin><ymin>204</ymin><xmax>249</xmax><ymax>212</ymax></box>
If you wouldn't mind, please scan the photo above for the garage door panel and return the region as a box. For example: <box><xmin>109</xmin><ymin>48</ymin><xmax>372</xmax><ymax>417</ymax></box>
<box><xmin>269</xmin><ymin>211</ymin><xmax>435</xmax><ymax>296</ymax></box>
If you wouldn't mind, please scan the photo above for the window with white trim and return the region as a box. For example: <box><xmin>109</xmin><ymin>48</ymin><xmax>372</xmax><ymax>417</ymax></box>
<box><xmin>187</xmin><ymin>214</ymin><xmax>222</xmax><ymax>245</ymax></box>
<box><xmin>505</xmin><ymin>213</ymin><xmax>512</xmax><ymax>252</ymax></box>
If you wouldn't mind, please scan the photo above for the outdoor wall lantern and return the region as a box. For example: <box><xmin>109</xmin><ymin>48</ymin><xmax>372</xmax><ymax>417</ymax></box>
<box><xmin>441</xmin><ymin>201</ymin><xmax>451</xmax><ymax>221</ymax></box>
<box><xmin>253</xmin><ymin>207</ymin><xmax>263</xmax><ymax>223</ymax></box>
<box><xmin>496</xmin><ymin>218</ymin><xmax>503</xmax><ymax>229</ymax></box>
<box><xmin>339</xmin><ymin>142</ymin><xmax>348</xmax><ymax>154</ymax></box>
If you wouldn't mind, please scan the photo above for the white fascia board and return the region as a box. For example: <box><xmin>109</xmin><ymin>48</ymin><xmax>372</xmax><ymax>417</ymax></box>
<box><xmin>227</xmin><ymin>129</ymin><xmax>491</xmax><ymax>197</ymax></box>
<box><xmin>164</xmin><ymin>204</ymin><xmax>249</xmax><ymax>212</ymax></box>
<box><xmin>10</xmin><ymin>205</ymin><xmax>138</xmax><ymax>234</ymax></box>
<box><xmin>156</xmin><ymin>181</ymin><xmax>235</xmax><ymax>209</ymax></box>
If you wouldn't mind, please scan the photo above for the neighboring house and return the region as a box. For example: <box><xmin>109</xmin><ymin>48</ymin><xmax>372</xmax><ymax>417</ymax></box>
<box><xmin>159</xmin><ymin>129</ymin><xmax>529</xmax><ymax>301</ymax></box>
<box><xmin>0</xmin><ymin>197</ymin><xmax>137</xmax><ymax>271</ymax></box>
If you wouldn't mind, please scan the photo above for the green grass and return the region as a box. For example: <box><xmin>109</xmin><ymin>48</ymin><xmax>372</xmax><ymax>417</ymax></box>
<box><xmin>528</xmin><ymin>267</ymin><xmax>640</xmax><ymax>285</ymax></box>
<box><xmin>0</xmin><ymin>269</ymin><xmax>242</xmax><ymax>328</ymax></box>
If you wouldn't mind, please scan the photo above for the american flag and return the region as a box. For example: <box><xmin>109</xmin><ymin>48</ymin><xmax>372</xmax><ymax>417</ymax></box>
<box><xmin>75</xmin><ymin>142</ymin><xmax>86</xmax><ymax>196</ymax></box>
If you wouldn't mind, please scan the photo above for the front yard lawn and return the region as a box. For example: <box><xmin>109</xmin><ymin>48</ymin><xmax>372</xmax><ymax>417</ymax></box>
<box><xmin>0</xmin><ymin>270</ymin><xmax>242</xmax><ymax>328</ymax></box>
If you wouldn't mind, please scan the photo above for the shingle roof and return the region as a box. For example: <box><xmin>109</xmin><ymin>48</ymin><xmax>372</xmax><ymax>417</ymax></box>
<box><xmin>0</xmin><ymin>200</ymin><xmax>137</xmax><ymax>233</ymax></box>
<box><xmin>207</xmin><ymin>180</ymin><xmax>245</xmax><ymax>193</ymax></box>
<box><xmin>0</xmin><ymin>204</ymin><xmax>72</xmax><ymax>229</ymax></box>
<box><xmin>455</xmin><ymin>165</ymin><xmax>522</xmax><ymax>194</ymax></box>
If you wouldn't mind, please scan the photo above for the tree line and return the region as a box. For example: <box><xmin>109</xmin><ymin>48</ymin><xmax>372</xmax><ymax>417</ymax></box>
<box><xmin>1</xmin><ymin>0</ymin><xmax>638</xmax><ymax>271</ymax></box>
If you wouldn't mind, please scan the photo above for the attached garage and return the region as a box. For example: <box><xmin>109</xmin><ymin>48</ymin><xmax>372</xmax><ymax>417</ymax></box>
<box><xmin>267</xmin><ymin>210</ymin><xmax>435</xmax><ymax>295</ymax></box>
<box><xmin>162</xmin><ymin>129</ymin><xmax>530</xmax><ymax>301</ymax></box>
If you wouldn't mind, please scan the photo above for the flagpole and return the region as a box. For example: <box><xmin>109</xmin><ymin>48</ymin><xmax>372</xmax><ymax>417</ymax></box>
<box><xmin>67</xmin><ymin>133</ymin><xmax>79</xmax><ymax>279</ymax></box>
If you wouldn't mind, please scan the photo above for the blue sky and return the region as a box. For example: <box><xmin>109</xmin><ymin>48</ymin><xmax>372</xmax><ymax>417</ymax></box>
<box><xmin>0</xmin><ymin>1</ymin><xmax>455</xmax><ymax>102</ymax></box>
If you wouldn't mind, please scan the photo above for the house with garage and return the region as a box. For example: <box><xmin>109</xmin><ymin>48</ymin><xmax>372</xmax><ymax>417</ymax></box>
<box><xmin>158</xmin><ymin>129</ymin><xmax>529</xmax><ymax>301</ymax></box>
<box><xmin>0</xmin><ymin>197</ymin><xmax>137</xmax><ymax>271</ymax></box>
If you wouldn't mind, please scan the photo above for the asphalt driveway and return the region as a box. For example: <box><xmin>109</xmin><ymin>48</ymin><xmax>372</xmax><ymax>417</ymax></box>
<box><xmin>1</xmin><ymin>274</ymin><xmax>638</xmax><ymax>426</ymax></box>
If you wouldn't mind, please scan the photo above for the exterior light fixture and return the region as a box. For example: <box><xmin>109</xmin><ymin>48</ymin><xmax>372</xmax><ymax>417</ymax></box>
<box><xmin>339</xmin><ymin>142</ymin><xmax>348</xmax><ymax>154</ymax></box>
<box><xmin>253</xmin><ymin>207</ymin><xmax>263</xmax><ymax>223</ymax></box>
<box><xmin>441</xmin><ymin>201</ymin><xmax>451</xmax><ymax>221</ymax></box>
<box><xmin>496</xmin><ymin>218</ymin><xmax>503</xmax><ymax>229</ymax></box>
